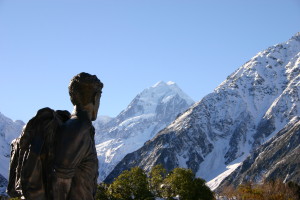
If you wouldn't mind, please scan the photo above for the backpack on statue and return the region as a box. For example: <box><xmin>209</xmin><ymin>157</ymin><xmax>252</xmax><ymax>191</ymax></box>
<box><xmin>7</xmin><ymin>107</ymin><xmax>70</xmax><ymax>200</ymax></box>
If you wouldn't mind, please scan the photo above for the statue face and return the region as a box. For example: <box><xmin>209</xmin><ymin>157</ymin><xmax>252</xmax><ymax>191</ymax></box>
<box><xmin>91</xmin><ymin>92</ymin><xmax>101</xmax><ymax>121</ymax></box>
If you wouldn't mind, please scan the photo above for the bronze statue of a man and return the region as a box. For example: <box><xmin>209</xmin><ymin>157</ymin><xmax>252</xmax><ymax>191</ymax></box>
<box><xmin>52</xmin><ymin>72</ymin><xmax>103</xmax><ymax>199</ymax></box>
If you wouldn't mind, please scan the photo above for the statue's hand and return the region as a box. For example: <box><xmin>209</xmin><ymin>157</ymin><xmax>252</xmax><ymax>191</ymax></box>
<box><xmin>52</xmin><ymin>176</ymin><xmax>72</xmax><ymax>200</ymax></box>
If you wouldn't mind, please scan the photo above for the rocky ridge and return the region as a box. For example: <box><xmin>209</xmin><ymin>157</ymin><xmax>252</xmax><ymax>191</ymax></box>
<box><xmin>217</xmin><ymin>116</ymin><xmax>300</xmax><ymax>190</ymax></box>
<box><xmin>105</xmin><ymin>33</ymin><xmax>300</xmax><ymax>187</ymax></box>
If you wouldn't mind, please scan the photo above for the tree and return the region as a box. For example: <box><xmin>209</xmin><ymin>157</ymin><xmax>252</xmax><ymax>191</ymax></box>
<box><xmin>149</xmin><ymin>164</ymin><xmax>167</xmax><ymax>197</ymax></box>
<box><xmin>96</xmin><ymin>183</ymin><xmax>111</xmax><ymax>200</ymax></box>
<box><xmin>108</xmin><ymin>167</ymin><xmax>153</xmax><ymax>200</ymax></box>
<box><xmin>162</xmin><ymin>168</ymin><xmax>214</xmax><ymax>200</ymax></box>
<box><xmin>163</xmin><ymin>168</ymin><xmax>195</xmax><ymax>199</ymax></box>
<box><xmin>193</xmin><ymin>177</ymin><xmax>215</xmax><ymax>200</ymax></box>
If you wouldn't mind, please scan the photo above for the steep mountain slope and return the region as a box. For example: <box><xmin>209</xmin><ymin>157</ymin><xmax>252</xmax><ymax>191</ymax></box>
<box><xmin>105</xmin><ymin>33</ymin><xmax>300</xmax><ymax>184</ymax></box>
<box><xmin>0</xmin><ymin>113</ymin><xmax>24</xmax><ymax>195</ymax></box>
<box><xmin>0</xmin><ymin>174</ymin><xmax>8</xmax><ymax>197</ymax></box>
<box><xmin>218</xmin><ymin>116</ymin><xmax>300</xmax><ymax>190</ymax></box>
<box><xmin>94</xmin><ymin>81</ymin><xmax>194</xmax><ymax>181</ymax></box>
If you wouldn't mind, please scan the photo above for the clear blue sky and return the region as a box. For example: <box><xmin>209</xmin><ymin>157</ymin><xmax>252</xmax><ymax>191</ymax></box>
<box><xmin>0</xmin><ymin>0</ymin><xmax>299</xmax><ymax>122</ymax></box>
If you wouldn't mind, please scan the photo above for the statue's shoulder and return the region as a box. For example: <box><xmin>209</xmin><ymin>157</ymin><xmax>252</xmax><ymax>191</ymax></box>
<box><xmin>59</xmin><ymin>116</ymin><xmax>92</xmax><ymax>138</ymax></box>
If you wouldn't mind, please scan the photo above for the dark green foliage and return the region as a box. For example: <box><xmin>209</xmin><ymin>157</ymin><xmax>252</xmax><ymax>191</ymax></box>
<box><xmin>96</xmin><ymin>166</ymin><xmax>214</xmax><ymax>200</ymax></box>
<box><xmin>163</xmin><ymin>168</ymin><xmax>195</xmax><ymax>199</ymax></box>
<box><xmin>162</xmin><ymin>168</ymin><xmax>214</xmax><ymax>200</ymax></box>
<box><xmin>108</xmin><ymin>167</ymin><xmax>153</xmax><ymax>200</ymax></box>
<box><xmin>149</xmin><ymin>164</ymin><xmax>167</xmax><ymax>197</ymax></box>
<box><xmin>96</xmin><ymin>183</ymin><xmax>111</xmax><ymax>200</ymax></box>
<box><xmin>193</xmin><ymin>178</ymin><xmax>215</xmax><ymax>200</ymax></box>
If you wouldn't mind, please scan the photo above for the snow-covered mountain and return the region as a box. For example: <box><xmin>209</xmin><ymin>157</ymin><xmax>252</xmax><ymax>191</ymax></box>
<box><xmin>105</xmin><ymin>33</ymin><xmax>300</xmax><ymax>186</ymax></box>
<box><xmin>94</xmin><ymin>81</ymin><xmax>194</xmax><ymax>181</ymax></box>
<box><xmin>217</xmin><ymin>116</ymin><xmax>300</xmax><ymax>190</ymax></box>
<box><xmin>0</xmin><ymin>113</ymin><xmax>24</xmax><ymax>195</ymax></box>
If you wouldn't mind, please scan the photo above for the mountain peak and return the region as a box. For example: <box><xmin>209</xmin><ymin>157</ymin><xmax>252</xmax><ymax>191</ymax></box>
<box><xmin>152</xmin><ymin>81</ymin><xmax>177</xmax><ymax>88</ymax></box>
<box><xmin>139</xmin><ymin>81</ymin><xmax>194</xmax><ymax>110</ymax></box>
<box><xmin>152</xmin><ymin>81</ymin><xmax>167</xmax><ymax>88</ymax></box>
<box><xmin>291</xmin><ymin>32</ymin><xmax>300</xmax><ymax>41</ymax></box>
<box><xmin>167</xmin><ymin>81</ymin><xmax>175</xmax><ymax>85</ymax></box>
<box><xmin>95</xmin><ymin>81</ymin><xmax>195</xmax><ymax>181</ymax></box>
<box><xmin>115</xmin><ymin>81</ymin><xmax>194</xmax><ymax>120</ymax></box>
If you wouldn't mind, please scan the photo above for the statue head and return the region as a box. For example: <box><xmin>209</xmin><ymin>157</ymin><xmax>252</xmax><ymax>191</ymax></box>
<box><xmin>69</xmin><ymin>72</ymin><xmax>103</xmax><ymax>121</ymax></box>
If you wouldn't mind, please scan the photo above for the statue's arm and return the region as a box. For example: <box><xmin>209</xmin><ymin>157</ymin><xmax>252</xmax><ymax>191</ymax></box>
<box><xmin>52</xmin><ymin>124</ymin><xmax>89</xmax><ymax>198</ymax></box>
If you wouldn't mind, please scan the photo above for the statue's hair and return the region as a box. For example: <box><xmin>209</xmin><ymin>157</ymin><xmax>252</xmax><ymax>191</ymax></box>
<box><xmin>69</xmin><ymin>72</ymin><xmax>103</xmax><ymax>106</ymax></box>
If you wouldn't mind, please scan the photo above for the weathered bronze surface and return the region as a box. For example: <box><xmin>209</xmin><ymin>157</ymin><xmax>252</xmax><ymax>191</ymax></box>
<box><xmin>52</xmin><ymin>72</ymin><xmax>103</xmax><ymax>199</ymax></box>
<box><xmin>7</xmin><ymin>72</ymin><xmax>103</xmax><ymax>199</ymax></box>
